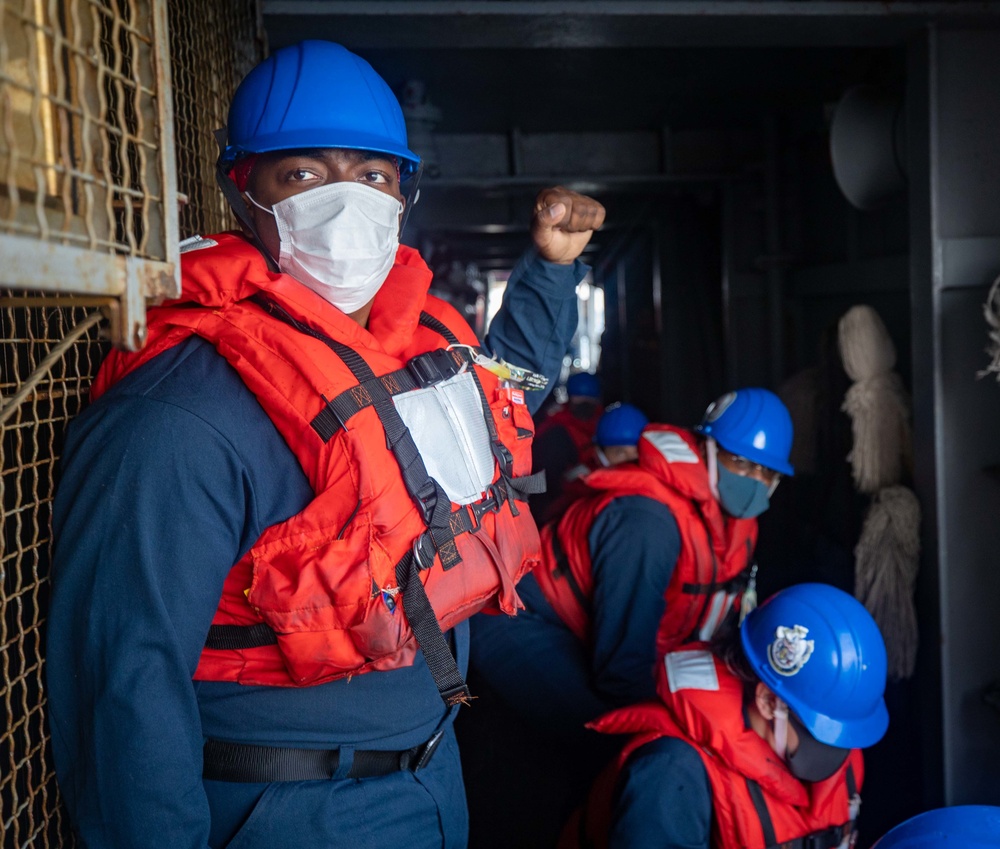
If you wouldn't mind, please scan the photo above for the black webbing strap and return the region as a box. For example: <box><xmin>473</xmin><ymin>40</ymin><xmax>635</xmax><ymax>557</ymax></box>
<box><xmin>310</xmin><ymin>346</ymin><xmax>477</xmax><ymax>442</ymax></box>
<box><xmin>681</xmin><ymin>561</ymin><xmax>754</xmax><ymax>596</ymax></box>
<box><xmin>746</xmin><ymin>778</ymin><xmax>778</xmax><ymax>847</ymax></box>
<box><xmin>202</xmin><ymin>729</ymin><xmax>444</xmax><ymax>782</ymax></box>
<box><xmin>248</xmin><ymin>294</ymin><xmax>469</xmax><ymax>705</ymax></box>
<box><xmin>416</xmin><ymin>312</ymin><xmax>514</xmax><ymax>475</ymax></box>
<box><xmin>506</xmin><ymin>471</ymin><xmax>547</xmax><ymax>499</ymax></box>
<box><xmin>746</xmin><ymin>771</ymin><xmax>857</xmax><ymax>849</ymax></box>
<box><xmin>396</xmin><ymin>541</ymin><xmax>471</xmax><ymax>706</ymax></box>
<box><xmin>205</xmin><ymin>623</ymin><xmax>278</xmax><ymax>651</ymax></box>
<box><xmin>417</xmin><ymin>312</ymin><xmax>551</xmax><ymax>510</ymax></box>
<box><xmin>548</xmin><ymin>527</ymin><xmax>592</xmax><ymax>619</ymax></box>
<box><xmin>786</xmin><ymin>826</ymin><xmax>852</xmax><ymax>849</ymax></box>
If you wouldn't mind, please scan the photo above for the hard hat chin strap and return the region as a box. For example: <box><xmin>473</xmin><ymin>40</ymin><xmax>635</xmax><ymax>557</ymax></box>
<box><xmin>399</xmin><ymin>161</ymin><xmax>423</xmax><ymax>239</ymax></box>
<box><xmin>706</xmin><ymin>437</ymin><xmax>720</xmax><ymax>500</ymax></box>
<box><xmin>773</xmin><ymin>696</ymin><xmax>789</xmax><ymax>761</ymax></box>
<box><xmin>213</xmin><ymin>128</ymin><xmax>280</xmax><ymax>272</ymax></box>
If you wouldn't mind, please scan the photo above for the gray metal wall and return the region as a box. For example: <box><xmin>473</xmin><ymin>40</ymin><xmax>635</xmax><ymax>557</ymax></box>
<box><xmin>909</xmin><ymin>26</ymin><xmax>1000</xmax><ymax>805</ymax></box>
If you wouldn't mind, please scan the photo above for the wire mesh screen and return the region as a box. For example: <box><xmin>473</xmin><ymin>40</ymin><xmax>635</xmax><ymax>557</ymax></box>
<box><xmin>0</xmin><ymin>299</ymin><xmax>105</xmax><ymax>848</ymax></box>
<box><xmin>169</xmin><ymin>0</ymin><xmax>265</xmax><ymax>238</ymax></box>
<box><xmin>0</xmin><ymin>1</ymin><xmax>264</xmax><ymax>846</ymax></box>
<box><xmin>0</xmin><ymin>0</ymin><xmax>170</xmax><ymax>259</ymax></box>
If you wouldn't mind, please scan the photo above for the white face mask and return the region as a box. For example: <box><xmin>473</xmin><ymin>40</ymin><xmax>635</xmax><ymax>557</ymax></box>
<box><xmin>249</xmin><ymin>182</ymin><xmax>403</xmax><ymax>314</ymax></box>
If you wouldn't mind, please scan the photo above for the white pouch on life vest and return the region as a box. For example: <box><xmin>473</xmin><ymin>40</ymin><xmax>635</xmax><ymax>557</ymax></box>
<box><xmin>393</xmin><ymin>371</ymin><xmax>495</xmax><ymax>505</ymax></box>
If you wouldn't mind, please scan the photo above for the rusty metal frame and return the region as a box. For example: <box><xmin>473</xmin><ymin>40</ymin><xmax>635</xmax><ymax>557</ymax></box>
<box><xmin>0</xmin><ymin>236</ymin><xmax>175</xmax><ymax>351</ymax></box>
<box><xmin>0</xmin><ymin>0</ymin><xmax>181</xmax><ymax>353</ymax></box>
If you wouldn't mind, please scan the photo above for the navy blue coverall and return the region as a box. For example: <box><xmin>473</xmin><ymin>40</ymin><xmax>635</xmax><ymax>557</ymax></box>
<box><xmin>46</xmin><ymin>250</ymin><xmax>586</xmax><ymax>849</ymax></box>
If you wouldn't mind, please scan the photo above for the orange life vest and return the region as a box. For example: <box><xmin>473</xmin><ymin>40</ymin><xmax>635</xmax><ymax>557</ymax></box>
<box><xmin>532</xmin><ymin>425</ymin><xmax>757</xmax><ymax>652</ymax></box>
<box><xmin>573</xmin><ymin>649</ymin><xmax>863</xmax><ymax>849</ymax></box>
<box><xmin>92</xmin><ymin>233</ymin><xmax>543</xmax><ymax>702</ymax></box>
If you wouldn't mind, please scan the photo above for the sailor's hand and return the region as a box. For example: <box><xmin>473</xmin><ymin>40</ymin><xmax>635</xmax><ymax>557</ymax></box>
<box><xmin>531</xmin><ymin>186</ymin><xmax>605</xmax><ymax>265</ymax></box>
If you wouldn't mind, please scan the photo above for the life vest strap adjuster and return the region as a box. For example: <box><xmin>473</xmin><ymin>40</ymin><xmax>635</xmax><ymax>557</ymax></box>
<box><xmin>412</xmin><ymin>531</ymin><xmax>437</xmax><ymax>571</ymax></box>
<box><xmin>413</xmin><ymin>479</ymin><xmax>440</xmax><ymax>525</ymax></box>
<box><xmin>407</xmin><ymin>347</ymin><xmax>466</xmax><ymax>388</ymax></box>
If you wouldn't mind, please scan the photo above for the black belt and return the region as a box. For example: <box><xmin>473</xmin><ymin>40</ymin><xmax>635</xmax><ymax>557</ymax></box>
<box><xmin>202</xmin><ymin>729</ymin><xmax>444</xmax><ymax>783</ymax></box>
<box><xmin>784</xmin><ymin>824</ymin><xmax>853</xmax><ymax>849</ymax></box>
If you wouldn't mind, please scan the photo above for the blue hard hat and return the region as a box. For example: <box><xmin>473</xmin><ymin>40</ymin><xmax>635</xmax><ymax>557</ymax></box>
<box><xmin>595</xmin><ymin>403</ymin><xmax>649</xmax><ymax>447</ymax></box>
<box><xmin>873</xmin><ymin>807</ymin><xmax>1000</xmax><ymax>849</ymax></box>
<box><xmin>695</xmin><ymin>387</ymin><xmax>794</xmax><ymax>477</ymax></box>
<box><xmin>566</xmin><ymin>372</ymin><xmax>601</xmax><ymax>399</ymax></box>
<box><xmin>220</xmin><ymin>41</ymin><xmax>419</xmax><ymax>174</ymax></box>
<box><xmin>741</xmin><ymin>583</ymin><xmax>888</xmax><ymax>749</ymax></box>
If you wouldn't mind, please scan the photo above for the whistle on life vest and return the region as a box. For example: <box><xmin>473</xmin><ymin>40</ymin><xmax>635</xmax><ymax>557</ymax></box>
<box><xmin>380</xmin><ymin>585</ymin><xmax>400</xmax><ymax>614</ymax></box>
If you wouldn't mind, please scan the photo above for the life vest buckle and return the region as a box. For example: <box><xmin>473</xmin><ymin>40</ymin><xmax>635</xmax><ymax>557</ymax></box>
<box><xmin>800</xmin><ymin>824</ymin><xmax>851</xmax><ymax>849</ymax></box>
<box><xmin>407</xmin><ymin>348</ymin><xmax>464</xmax><ymax>388</ymax></box>
<box><xmin>410</xmin><ymin>728</ymin><xmax>445</xmax><ymax>770</ymax></box>
<box><xmin>467</xmin><ymin>488</ymin><xmax>501</xmax><ymax>531</ymax></box>
<box><xmin>491</xmin><ymin>441</ymin><xmax>515</xmax><ymax>476</ymax></box>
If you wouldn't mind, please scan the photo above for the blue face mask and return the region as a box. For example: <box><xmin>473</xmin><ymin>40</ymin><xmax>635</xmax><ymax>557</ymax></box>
<box><xmin>717</xmin><ymin>463</ymin><xmax>771</xmax><ymax>518</ymax></box>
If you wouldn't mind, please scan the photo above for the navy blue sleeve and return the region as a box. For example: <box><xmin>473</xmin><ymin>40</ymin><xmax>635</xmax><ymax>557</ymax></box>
<box><xmin>46</xmin><ymin>341</ymin><xmax>313</xmax><ymax>849</ymax></box>
<box><xmin>609</xmin><ymin>736</ymin><xmax>713</xmax><ymax>849</ymax></box>
<box><xmin>50</xmin><ymin>405</ymin><xmax>266</xmax><ymax>847</ymax></box>
<box><xmin>484</xmin><ymin>249</ymin><xmax>588</xmax><ymax>415</ymax></box>
<box><xmin>46</xmin><ymin>339</ymin><xmax>466</xmax><ymax>849</ymax></box>
<box><xmin>589</xmin><ymin>496</ymin><xmax>682</xmax><ymax>704</ymax></box>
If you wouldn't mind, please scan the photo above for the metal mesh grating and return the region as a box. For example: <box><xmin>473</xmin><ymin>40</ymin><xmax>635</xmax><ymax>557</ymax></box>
<box><xmin>0</xmin><ymin>1</ymin><xmax>263</xmax><ymax>846</ymax></box>
<box><xmin>0</xmin><ymin>0</ymin><xmax>170</xmax><ymax>259</ymax></box>
<box><xmin>0</xmin><ymin>297</ymin><xmax>105</xmax><ymax>848</ymax></box>
<box><xmin>168</xmin><ymin>0</ymin><xmax>264</xmax><ymax>238</ymax></box>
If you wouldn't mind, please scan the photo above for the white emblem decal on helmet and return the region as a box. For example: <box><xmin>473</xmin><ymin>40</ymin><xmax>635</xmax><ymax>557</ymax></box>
<box><xmin>767</xmin><ymin>624</ymin><xmax>814</xmax><ymax>676</ymax></box>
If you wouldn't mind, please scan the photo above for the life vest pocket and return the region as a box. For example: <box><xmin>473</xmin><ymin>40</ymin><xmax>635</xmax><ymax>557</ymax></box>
<box><xmin>247</xmin><ymin>501</ymin><xmax>410</xmax><ymax>684</ymax></box>
<box><xmin>490</xmin><ymin>387</ymin><xmax>534</xmax><ymax>478</ymax></box>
